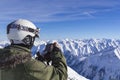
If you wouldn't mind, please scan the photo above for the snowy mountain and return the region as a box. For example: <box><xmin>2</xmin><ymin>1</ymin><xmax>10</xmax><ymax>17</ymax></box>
<box><xmin>0</xmin><ymin>41</ymin><xmax>9</xmax><ymax>48</ymax></box>
<box><xmin>0</xmin><ymin>40</ymin><xmax>88</xmax><ymax>80</ymax></box>
<box><xmin>1</xmin><ymin>39</ymin><xmax>120</xmax><ymax>80</ymax></box>
<box><xmin>33</xmin><ymin>39</ymin><xmax>120</xmax><ymax>80</ymax></box>
<box><xmin>68</xmin><ymin>67</ymin><xmax>89</xmax><ymax>80</ymax></box>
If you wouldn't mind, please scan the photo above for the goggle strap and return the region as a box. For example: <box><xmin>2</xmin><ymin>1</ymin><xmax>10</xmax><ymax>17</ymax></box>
<box><xmin>7</xmin><ymin>24</ymin><xmax>40</xmax><ymax>35</ymax></box>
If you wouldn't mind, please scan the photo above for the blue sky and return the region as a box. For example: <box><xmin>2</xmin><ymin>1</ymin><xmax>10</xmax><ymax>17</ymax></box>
<box><xmin>0</xmin><ymin>0</ymin><xmax>120</xmax><ymax>41</ymax></box>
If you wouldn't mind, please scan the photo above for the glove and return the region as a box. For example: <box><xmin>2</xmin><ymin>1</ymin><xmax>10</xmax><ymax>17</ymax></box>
<box><xmin>43</xmin><ymin>42</ymin><xmax>61</xmax><ymax>62</ymax></box>
<box><xmin>35</xmin><ymin>52</ymin><xmax>45</xmax><ymax>62</ymax></box>
<box><xmin>44</xmin><ymin>43</ymin><xmax>54</xmax><ymax>53</ymax></box>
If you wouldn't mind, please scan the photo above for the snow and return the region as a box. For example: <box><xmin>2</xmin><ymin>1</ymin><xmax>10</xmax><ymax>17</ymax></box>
<box><xmin>114</xmin><ymin>47</ymin><xmax>120</xmax><ymax>59</ymax></box>
<box><xmin>0</xmin><ymin>41</ymin><xmax>10</xmax><ymax>48</ymax></box>
<box><xmin>0</xmin><ymin>40</ymin><xmax>89</xmax><ymax>80</ymax></box>
<box><xmin>68</xmin><ymin>67</ymin><xmax>89</xmax><ymax>80</ymax></box>
<box><xmin>1</xmin><ymin>38</ymin><xmax>120</xmax><ymax>80</ymax></box>
<box><xmin>58</xmin><ymin>39</ymin><xmax>120</xmax><ymax>80</ymax></box>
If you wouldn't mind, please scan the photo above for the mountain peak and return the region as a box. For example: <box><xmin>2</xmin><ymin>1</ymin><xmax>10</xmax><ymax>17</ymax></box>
<box><xmin>1</xmin><ymin>39</ymin><xmax>120</xmax><ymax>80</ymax></box>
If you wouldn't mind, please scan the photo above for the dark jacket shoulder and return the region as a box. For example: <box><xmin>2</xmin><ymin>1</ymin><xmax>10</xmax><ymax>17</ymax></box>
<box><xmin>0</xmin><ymin>45</ymin><xmax>31</xmax><ymax>68</ymax></box>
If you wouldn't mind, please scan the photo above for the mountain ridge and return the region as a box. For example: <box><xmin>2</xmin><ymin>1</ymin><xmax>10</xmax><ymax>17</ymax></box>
<box><xmin>34</xmin><ymin>38</ymin><xmax>120</xmax><ymax>80</ymax></box>
<box><xmin>1</xmin><ymin>38</ymin><xmax>120</xmax><ymax>80</ymax></box>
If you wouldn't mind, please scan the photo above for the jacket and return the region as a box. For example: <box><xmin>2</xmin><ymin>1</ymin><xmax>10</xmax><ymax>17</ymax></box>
<box><xmin>0</xmin><ymin>45</ymin><xmax>67</xmax><ymax>80</ymax></box>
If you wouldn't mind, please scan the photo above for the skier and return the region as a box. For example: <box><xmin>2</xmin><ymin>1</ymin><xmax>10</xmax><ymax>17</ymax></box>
<box><xmin>0</xmin><ymin>19</ymin><xmax>68</xmax><ymax>80</ymax></box>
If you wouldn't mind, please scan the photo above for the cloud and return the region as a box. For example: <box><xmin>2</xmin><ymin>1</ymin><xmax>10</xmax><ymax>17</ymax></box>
<box><xmin>0</xmin><ymin>0</ymin><xmax>120</xmax><ymax>24</ymax></box>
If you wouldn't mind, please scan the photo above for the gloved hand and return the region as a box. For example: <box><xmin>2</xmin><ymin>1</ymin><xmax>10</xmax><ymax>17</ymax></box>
<box><xmin>43</xmin><ymin>42</ymin><xmax>60</xmax><ymax>62</ymax></box>
<box><xmin>44</xmin><ymin>43</ymin><xmax>54</xmax><ymax>53</ymax></box>
<box><xmin>35</xmin><ymin>52</ymin><xmax>45</xmax><ymax>62</ymax></box>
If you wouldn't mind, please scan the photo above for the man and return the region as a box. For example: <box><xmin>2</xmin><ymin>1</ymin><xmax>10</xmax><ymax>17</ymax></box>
<box><xmin>0</xmin><ymin>19</ymin><xmax>68</xmax><ymax>80</ymax></box>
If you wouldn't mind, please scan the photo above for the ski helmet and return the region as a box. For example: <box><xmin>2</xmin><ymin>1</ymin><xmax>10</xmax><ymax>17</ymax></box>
<box><xmin>7</xmin><ymin>19</ymin><xmax>40</xmax><ymax>47</ymax></box>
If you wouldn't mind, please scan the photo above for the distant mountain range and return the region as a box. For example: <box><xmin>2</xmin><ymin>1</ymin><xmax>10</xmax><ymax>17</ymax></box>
<box><xmin>33</xmin><ymin>39</ymin><xmax>120</xmax><ymax>80</ymax></box>
<box><xmin>1</xmin><ymin>39</ymin><xmax>120</xmax><ymax>80</ymax></box>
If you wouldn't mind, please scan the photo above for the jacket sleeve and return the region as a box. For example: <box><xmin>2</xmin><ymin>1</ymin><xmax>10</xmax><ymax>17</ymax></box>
<box><xmin>25</xmin><ymin>47</ymin><xmax>68</xmax><ymax>80</ymax></box>
<box><xmin>50</xmin><ymin>47</ymin><xmax>68</xmax><ymax>80</ymax></box>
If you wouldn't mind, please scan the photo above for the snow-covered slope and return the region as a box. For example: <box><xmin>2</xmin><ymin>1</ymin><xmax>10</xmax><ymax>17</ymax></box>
<box><xmin>59</xmin><ymin>39</ymin><xmax>120</xmax><ymax>80</ymax></box>
<box><xmin>68</xmin><ymin>67</ymin><xmax>89</xmax><ymax>80</ymax></box>
<box><xmin>33</xmin><ymin>39</ymin><xmax>120</xmax><ymax>80</ymax></box>
<box><xmin>0</xmin><ymin>41</ymin><xmax>9</xmax><ymax>48</ymax></box>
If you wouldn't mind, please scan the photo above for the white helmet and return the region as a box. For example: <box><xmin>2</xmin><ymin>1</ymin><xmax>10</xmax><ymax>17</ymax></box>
<box><xmin>7</xmin><ymin>19</ymin><xmax>40</xmax><ymax>47</ymax></box>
